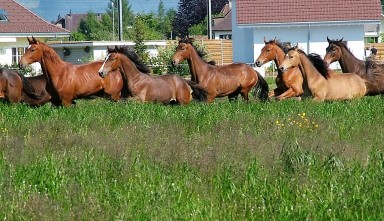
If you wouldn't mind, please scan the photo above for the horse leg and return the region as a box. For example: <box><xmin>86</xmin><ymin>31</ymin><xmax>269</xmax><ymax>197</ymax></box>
<box><xmin>275</xmin><ymin>88</ymin><xmax>295</xmax><ymax>100</ymax></box>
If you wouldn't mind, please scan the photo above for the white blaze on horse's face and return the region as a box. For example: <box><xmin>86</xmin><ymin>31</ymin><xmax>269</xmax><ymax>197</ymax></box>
<box><xmin>98</xmin><ymin>54</ymin><xmax>110</xmax><ymax>77</ymax></box>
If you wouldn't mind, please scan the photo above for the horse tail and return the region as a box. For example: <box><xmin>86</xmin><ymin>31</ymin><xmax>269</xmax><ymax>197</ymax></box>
<box><xmin>253</xmin><ymin>70</ymin><xmax>269</xmax><ymax>101</ymax></box>
<box><xmin>185</xmin><ymin>80</ymin><xmax>208</xmax><ymax>102</ymax></box>
<box><xmin>18</xmin><ymin>73</ymin><xmax>46</xmax><ymax>100</ymax></box>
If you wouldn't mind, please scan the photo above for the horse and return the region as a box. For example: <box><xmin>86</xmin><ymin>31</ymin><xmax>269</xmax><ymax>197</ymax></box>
<box><xmin>279</xmin><ymin>46</ymin><xmax>366</xmax><ymax>101</ymax></box>
<box><xmin>0</xmin><ymin>68</ymin><xmax>51</xmax><ymax>106</ymax></box>
<box><xmin>98</xmin><ymin>46</ymin><xmax>207</xmax><ymax>105</ymax></box>
<box><xmin>18</xmin><ymin>36</ymin><xmax>124</xmax><ymax>106</ymax></box>
<box><xmin>255</xmin><ymin>38</ymin><xmax>306</xmax><ymax>100</ymax></box>
<box><xmin>171</xmin><ymin>37</ymin><xmax>269</xmax><ymax>102</ymax></box>
<box><xmin>324</xmin><ymin>37</ymin><xmax>384</xmax><ymax>96</ymax></box>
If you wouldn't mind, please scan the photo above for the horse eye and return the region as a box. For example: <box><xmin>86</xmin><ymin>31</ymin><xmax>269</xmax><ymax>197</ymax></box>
<box><xmin>266</xmin><ymin>49</ymin><xmax>270</xmax><ymax>52</ymax></box>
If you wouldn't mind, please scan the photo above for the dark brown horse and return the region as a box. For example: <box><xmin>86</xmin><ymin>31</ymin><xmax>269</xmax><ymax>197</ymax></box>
<box><xmin>19</xmin><ymin>36</ymin><xmax>124</xmax><ymax>106</ymax></box>
<box><xmin>171</xmin><ymin>37</ymin><xmax>269</xmax><ymax>102</ymax></box>
<box><xmin>255</xmin><ymin>38</ymin><xmax>306</xmax><ymax>100</ymax></box>
<box><xmin>98</xmin><ymin>46</ymin><xmax>207</xmax><ymax>105</ymax></box>
<box><xmin>324</xmin><ymin>37</ymin><xmax>384</xmax><ymax>96</ymax></box>
<box><xmin>280</xmin><ymin>46</ymin><xmax>366</xmax><ymax>101</ymax></box>
<box><xmin>0</xmin><ymin>68</ymin><xmax>51</xmax><ymax>106</ymax></box>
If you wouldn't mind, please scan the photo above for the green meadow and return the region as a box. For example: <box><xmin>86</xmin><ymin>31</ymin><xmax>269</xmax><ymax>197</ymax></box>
<box><xmin>0</xmin><ymin>92</ymin><xmax>383</xmax><ymax>220</ymax></box>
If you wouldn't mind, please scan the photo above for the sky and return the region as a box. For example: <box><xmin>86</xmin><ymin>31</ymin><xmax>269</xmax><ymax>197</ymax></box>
<box><xmin>15</xmin><ymin>0</ymin><xmax>179</xmax><ymax>22</ymax></box>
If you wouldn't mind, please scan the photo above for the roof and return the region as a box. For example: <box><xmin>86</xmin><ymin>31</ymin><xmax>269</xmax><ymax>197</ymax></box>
<box><xmin>55</xmin><ymin>13</ymin><xmax>88</xmax><ymax>32</ymax></box>
<box><xmin>236</xmin><ymin>0</ymin><xmax>382</xmax><ymax>26</ymax></box>
<box><xmin>0</xmin><ymin>0</ymin><xmax>70</xmax><ymax>35</ymax></box>
<box><xmin>212</xmin><ymin>4</ymin><xmax>232</xmax><ymax>31</ymax></box>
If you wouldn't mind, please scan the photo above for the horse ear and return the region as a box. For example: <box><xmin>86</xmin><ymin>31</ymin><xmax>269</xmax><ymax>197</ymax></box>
<box><xmin>107</xmin><ymin>46</ymin><xmax>113</xmax><ymax>53</ymax></box>
<box><xmin>32</xmin><ymin>36</ymin><xmax>38</xmax><ymax>44</ymax></box>
<box><xmin>327</xmin><ymin>36</ymin><xmax>331</xmax><ymax>43</ymax></box>
<box><xmin>263</xmin><ymin>37</ymin><xmax>267</xmax><ymax>44</ymax></box>
<box><xmin>114</xmin><ymin>45</ymin><xmax>119</xmax><ymax>52</ymax></box>
<box><xmin>339</xmin><ymin>37</ymin><xmax>344</xmax><ymax>42</ymax></box>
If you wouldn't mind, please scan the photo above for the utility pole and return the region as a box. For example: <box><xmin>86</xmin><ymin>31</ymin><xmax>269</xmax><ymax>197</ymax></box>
<box><xmin>111</xmin><ymin>1</ymin><xmax>115</xmax><ymax>41</ymax></box>
<box><xmin>207</xmin><ymin>0</ymin><xmax>212</xmax><ymax>39</ymax></box>
<box><xmin>118</xmin><ymin>0</ymin><xmax>123</xmax><ymax>41</ymax></box>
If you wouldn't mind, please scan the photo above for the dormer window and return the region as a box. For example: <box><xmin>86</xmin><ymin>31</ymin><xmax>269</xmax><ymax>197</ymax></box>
<box><xmin>0</xmin><ymin>9</ymin><xmax>9</xmax><ymax>22</ymax></box>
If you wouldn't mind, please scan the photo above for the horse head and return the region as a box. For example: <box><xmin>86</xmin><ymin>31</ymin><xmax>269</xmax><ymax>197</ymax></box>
<box><xmin>255</xmin><ymin>37</ymin><xmax>281</xmax><ymax>67</ymax></box>
<box><xmin>279</xmin><ymin>46</ymin><xmax>300</xmax><ymax>72</ymax></box>
<box><xmin>171</xmin><ymin>37</ymin><xmax>194</xmax><ymax>66</ymax></box>
<box><xmin>324</xmin><ymin>37</ymin><xmax>344</xmax><ymax>66</ymax></box>
<box><xmin>19</xmin><ymin>36</ymin><xmax>43</xmax><ymax>69</ymax></box>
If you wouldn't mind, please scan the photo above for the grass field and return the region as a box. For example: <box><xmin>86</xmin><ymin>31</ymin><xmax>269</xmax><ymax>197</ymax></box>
<box><xmin>0</xmin><ymin>92</ymin><xmax>383</xmax><ymax>220</ymax></box>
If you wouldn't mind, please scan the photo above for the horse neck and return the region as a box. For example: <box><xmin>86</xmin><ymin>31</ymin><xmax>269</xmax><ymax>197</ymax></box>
<box><xmin>299</xmin><ymin>53</ymin><xmax>326</xmax><ymax>88</ymax></box>
<box><xmin>40</xmin><ymin>46</ymin><xmax>65</xmax><ymax>80</ymax></box>
<box><xmin>273</xmin><ymin>46</ymin><xmax>286</xmax><ymax>75</ymax></box>
<box><xmin>186</xmin><ymin>46</ymin><xmax>210</xmax><ymax>82</ymax></box>
<box><xmin>119</xmin><ymin>55</ymin><xmax>145</xmax><ymax>90</ymax></box>
<box><xmin>339</xmin><ymin>47</ymin><xmax>364</xmax><ymax>73</ymax></box>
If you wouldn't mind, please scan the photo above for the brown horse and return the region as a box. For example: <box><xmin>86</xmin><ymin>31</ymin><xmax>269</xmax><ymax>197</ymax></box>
<box><xmin>19</xmin><ymin>36</ymin><xmax>124</xmax><ymax>106</ymax></box>
<box><xmin>279</xmin><ymin>46</ymin><xmax>366</xmax><ymax>101</ymax></box>
<box><xmin>324</xmin><ymin>37</ymin><xmax>384</xmax><ymax>96</ymax></box>
<box><xmin>98</xmin><ymin>46</ymin><xmax>207</xmax><ymax>105</ymax></box>
<box><xmin>171</xmin><ymin>37</ymin><xmax>269</xmax><ymax>102</ymax></box>
<box><xmin>0</xmin><ymin>68</ymin><xmax>51</xmax><ymax>106</ymax></box>
<box><xmin>255</xmin><ymin>38</ymin><xmax>306</xmax><ymax>100</ymax></box>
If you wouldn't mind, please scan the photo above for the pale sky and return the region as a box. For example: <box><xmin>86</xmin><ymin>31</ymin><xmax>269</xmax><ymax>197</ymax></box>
<box><xmin>16</xmin><ymin>0</ymin><xmax>178</xmax><ymax>22</ymax></box>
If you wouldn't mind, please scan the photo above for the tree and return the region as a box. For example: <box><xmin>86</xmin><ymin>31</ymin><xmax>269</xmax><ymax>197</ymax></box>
<box><xmin>133</xmin><ymin>16</ymin><xmax>149</xmax><ymax>62</ymax></box>
<box><xmin>73</xmin><ymin>0</ymin><xmax>134</xmax><ymax>41</ymax></box>
<box><xmin>173</xmin><ymin>0</ymin><xmax>228</xmax><ymax>37</ymax></box>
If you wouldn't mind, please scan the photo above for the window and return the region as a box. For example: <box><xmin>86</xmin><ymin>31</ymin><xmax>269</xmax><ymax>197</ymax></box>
<box><xmin>219</xmin><ymin>34</ymin><xmax>232</xmax><ymax>40</ymax></box>
<box><xmin>0</xmin><ymin>9</ymin><xmax>8</xmax><ymax>22</ymax></box>
<box><xmin>12</xmin><ymin>47</ymin><xmax>25</xmax><ymax>65</ymax></box>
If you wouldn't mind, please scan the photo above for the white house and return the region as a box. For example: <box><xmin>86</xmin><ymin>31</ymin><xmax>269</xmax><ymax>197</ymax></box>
<box><xmin>231</xmin><ymin>0</ymin><xmax>382</xmax><ymax>76</ymax></box>
<box><xmin>0</xmin><ymin>0</ymin><xmax>70</xmax><ymax>71</ymax></box>
<box><xmin>47</xmin><ymin>41</ymin><xmax>168</xmax><ymax>65</ymax></box>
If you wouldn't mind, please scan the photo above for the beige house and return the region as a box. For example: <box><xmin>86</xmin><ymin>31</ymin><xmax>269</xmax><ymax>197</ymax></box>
<box><xmin>0</xmin><ymin>0</ymin><xmax>70</xmax><ymax>71</ymax></box>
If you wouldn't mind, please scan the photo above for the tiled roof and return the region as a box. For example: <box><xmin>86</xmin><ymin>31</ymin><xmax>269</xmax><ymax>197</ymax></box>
<box><xmin>213</xmin><ymin>11</ymin><xmax>232</xmax><ymax>31</ymax></box>
<box><xmin>213</xmin><ymin>4</ymin><xmax>232</xmax><ymax>31</ymax></box>
<box><xmin>0</xmin><ymin>0</ymin><xmax>70</xmax><ymax>34</ymax></box>
<box><xmin>237</xmin><ymin>0</ymin><xmax>382</xmax><ymax>25</ymax></box>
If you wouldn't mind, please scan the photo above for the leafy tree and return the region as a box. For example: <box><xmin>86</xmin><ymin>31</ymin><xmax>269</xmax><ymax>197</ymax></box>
<box><xmin>73</xmin><ymin>0</ymin><xmax>134</xmax><ymax>41</ymax></box>
<box><xmin>133</xmin><ymin>16</ymin><xmax>149</xmax><ymax>62</ymax></box>
<box><xmin>173</xmin><ymin>0</ymin><xmax>228</xmax><ymax>37</ymax></box>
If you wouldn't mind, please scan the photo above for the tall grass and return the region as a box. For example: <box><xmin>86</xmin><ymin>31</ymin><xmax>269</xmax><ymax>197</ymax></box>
<box><xmin>0</xmin><ymin>96</ymin><xmax>383</xmax><ymax>220</ymax></box>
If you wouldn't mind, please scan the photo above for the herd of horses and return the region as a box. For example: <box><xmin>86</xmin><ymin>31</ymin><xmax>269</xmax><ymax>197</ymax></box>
<box><xmin>1</xmin><ymin>36</ymin><xmax>384</xmax><ymax>107</ymax></box>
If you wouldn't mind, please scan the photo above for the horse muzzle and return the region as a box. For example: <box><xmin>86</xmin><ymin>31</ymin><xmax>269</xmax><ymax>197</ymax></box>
<box><xmin>255</xmin><ymin>60</ymin><xmax>263</xmax><ymax>67</ymax></box>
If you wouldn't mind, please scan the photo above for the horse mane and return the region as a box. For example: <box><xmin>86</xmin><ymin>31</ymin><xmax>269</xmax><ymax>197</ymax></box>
<box><xmin>112</xmin><ymin>46</ymin><xmax>151</xmax><ymax>74</ymax></box>
<box><xmin>265</xmin><ymin>39</ymin><xmax>290</xmax><ymax>53</ymax></box>
<box><xmin>287</xmin><ymin>47</ymin><xmax>330</xmax><ymax>78</ymax></box>
<box><xmin>178</xmin><ymin>37</ymin><xmax>215</xmax><ymax>65</ymax></box>
<box><xmin>36</xmin><ymin>41</ymin><xmax>62</xmax><ymax>65</ymax></box>
<box><xmin>307</xmin><ymin>53</ymin><xmax>331</xmax><ymax>78</ymax></box>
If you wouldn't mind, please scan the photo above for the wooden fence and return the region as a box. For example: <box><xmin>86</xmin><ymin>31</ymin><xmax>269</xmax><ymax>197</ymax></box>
<box><xmin>195</xmin><ymin>39</ymin><xmax>233</xmax><ymax>65</ymax></box>
<box><xmin>365</xmin><ymin>43</ymin><xmax>384</xmax><ymax>63</ymax></box>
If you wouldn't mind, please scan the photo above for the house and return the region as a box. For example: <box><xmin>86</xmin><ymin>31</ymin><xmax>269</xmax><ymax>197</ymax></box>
<box><xmin>47</xmin><ymin>40</ymin><xmax>167</xmax><ymax>64</ymax></box>
<box><xmin>212</xmin><ymin>1</ymin><xmax>232</xmax><ymax>40</ymax></box>
<box><xmin>231</xmin><ymin>0</ymin><xmax>382</xmax><ymax>76</ymax></box>
<box><xmin>54</xmin><ymin>11</ymin><xmax>104</xmax><ymax>32</ymax></box>
<box><xmin>0</xmin><ymin>0</ymin><xmax>70</xmax><ymax>71</ymax></box>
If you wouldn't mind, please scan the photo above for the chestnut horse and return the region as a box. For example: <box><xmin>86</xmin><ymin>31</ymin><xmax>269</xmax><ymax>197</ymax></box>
<box><xmin>171</xmin><ymin>37</ymin><xmax>269</xmax><ymax>102</ymax></box>
<box><xmin>0</xmin><ymin>69</ymin><xmax>51</xmax><ymax>106</ymax></box>
<box><xmin>279</xmin><ymin>46</ymin><xmax>366</xmax><ymax>101</ymax></box>
<box><xmin>324</xmin><ymin>37</ymin><xmax>384</xmax><ymax>96</ymax></box>
<box><xmin>19</xmin><ymin>37</ymin><xmax>124</xmax><ymax>106</ymax></box>
<box><xmin>255</xmin><ymin>38</ymin><xmax>306</xmax><ymax>100</ymax></box>
<box><xmin>98</xmin><ymin>46</ymin><xmax>207</xmax><ymax>105</ymax></box>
